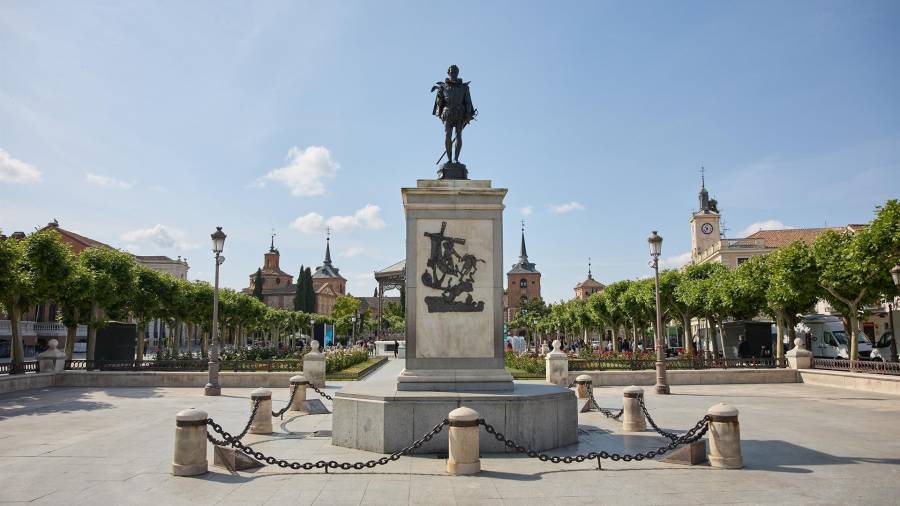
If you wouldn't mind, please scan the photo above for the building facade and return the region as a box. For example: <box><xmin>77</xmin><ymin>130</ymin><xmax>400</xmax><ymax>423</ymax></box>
<box><xmin>506</xmin><ymin>226</ymin><xmax>542</xmax><ymax>314</ymax></box>
<box><xmin>574</xmin><ymin>260</ymin><xmax>604</xmax><ymax>300</ymax></box>
<box><xmin>311</xmin><ymin>236</ymin><xmax>346</xmax><ymax>315</ymax></box>
<box><xmin>246</xmin><ymin>237</ymin><xmax>296</xmax><ymax>309</ymax></box>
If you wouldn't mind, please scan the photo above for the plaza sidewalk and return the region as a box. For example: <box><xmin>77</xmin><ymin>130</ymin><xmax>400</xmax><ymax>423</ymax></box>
<box><xmin>1</xmin><ymin>358</ymin><xmax>899</xmax><ymax>505</ymax></box>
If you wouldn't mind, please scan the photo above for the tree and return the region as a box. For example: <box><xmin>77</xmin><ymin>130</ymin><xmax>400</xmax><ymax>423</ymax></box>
<box><xmin>601</xmin><ymin>280</ymin><xmax>631</xmax><ymax>352</ymax></box>
<box><xmin>252</xmin><ymin>269</ymin><xmax>264</xmax><ymax>301</ymax></box>
<box><xmin>659</xmin><ymin>269</ymin><xmax>694</xmax><ymax>355</ymax></box>
<box><xmin>293</xmin><ymin>265</ymin><xmax>306</xmax><ymax>311</ymax></box>
<box><xmin>715</xmin><ymin>256</ymin><xmax>770</xmax><ymax>321</ymax></box>
<box><xmin>78</xmin><ymin>248</ymin><xmax>136</xmax><ymax>361</ymax></box>
<box><xmin>58</xmin><ymin>263</ymin><xmax>93</xmax><ymax>360</ymax></box>
<box><xmin>332</xmin><ymin>295</ymin><xmax>361</xmax><ymax>338</ymax></box>
<box><xmin>676</xmin><ymin>262</ymin><xmax>727</xmax><ymax>355</ymax></box>
<box><xmin>382</xmin><ymin>301</ymin><xmax>405</xmax><ymax>334</ymax></box>
<box><xmin>508</xmin><ymin>296</ymin><xmax>547</xmax><ymax>349</ymax></box>
<box><xmin>131</xmin><ymin>267</ymin><xmax>167</xmax><ymax>360</ymax></box>
<box><xmin>812</xmin><ymin>200</ymin><xmax>900</xmax><ymax>362</ymax></box>
<box><xmin>0</xmin><ymin>235</ymin><xmax>33</xmax><ymax>373</ymax></box>
<box><xmin>765</xmin><ymin>242</ymin><xmax>820</xmax><ymax>359</ymax></box>
<box><xmin>304</xmin><ymin>267</ymin><xmax>316</xmax><ymax>312</ymax></box>
<box><xmin>187</xmin><ymin>281</ymin><xmax>214</xmax><ymax>357</ymax></box>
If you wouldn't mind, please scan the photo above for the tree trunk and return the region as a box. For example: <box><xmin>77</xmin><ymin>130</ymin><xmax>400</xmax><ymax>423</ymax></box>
<box><xmin>86</xmin><ymin>302</ymin><xmax>100</xmax><ymax>362</ymax></box>
<box><xmin>612</xmin><ymin>324</ymin><xmax>619</xmax><ymax>352</ymax></box>
<box><xmin>201</xmin><ymin>328</ymin><xmax>209</xmax><ymax>359</ymax></box>
<box><xmin>10</xmin><ymin>305</ymin><xmax>25</xmax><ymax>374</ymax></box>
<box><xmin>848</xmin><ymin>304</ymin><xmax>859</xmax><ymax>367</ymax></box>
<box><xmin>173</xmin><ymin>317</ymin><xmax>183</xmax><ymax>355</ymax></box>
<box><xmin>136</xmin><ymin>322</ymin><xmax>146</xmax><ymax>362</ymax></box>
<box><xmin>775</xmin><ymin>310</ymin><xmax>785</xmax><ymax>362</ymax></box>
<box><xmin>64</xmin><ymin>312</ymin><xmax>78</xmax><ymax>361</ymax></box>
<box><xmin>682</xmin><ymin>314</ymin><xmax>694</xmax><ymax>356</ymax></box>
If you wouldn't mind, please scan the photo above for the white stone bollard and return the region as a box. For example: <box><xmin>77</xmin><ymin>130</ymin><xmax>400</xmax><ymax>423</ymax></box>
<box><xmin>249</xmin><ymin>388</ymin><xmax>273</xmax><ymax>434</ymax></box>
<box><xmin>545</xmin><ymin>339</ymin><xmax>569</xmax><ymax>386</ymax></box>
<box><xmin>622</xmin><ymin>386</ymin><xmax>647</xmax><ymax>432</ymax></box>
<box><xmin>707</xmin><ymin>403</ymin><xmax>743</xmax><ymax>469</ymax></box>
<box><xmin>303</xmin><ymin>340</ymin><xmax>326</xmax><ymax>388</ymax></box>
<box><xmin>574</xmin><ymin>374</ymin><xmax>593</xmax><ymax>399</ymax></box>
<box><xmin>37</xmin><ymin>339</ymin><xmax>66</xmax><ymax>373</ymax></box>
<box><xmin>786</xmin><ymin>337</ymin><xmax>813</xmax><ymax>369</ymax></box>
<box><xmin>447</xmin><ymin>407</ymin><xmax>481</xmax><ymax>475</ymax></box>
<box><xmin>172</xmin><ymin>408</ymin><xmax>209</xmax><ymax>476</ymax></box>
<box><xmin>288</xmin><ymin>375</ymin><xmax>309</xmax><ymax>413</ymax></box>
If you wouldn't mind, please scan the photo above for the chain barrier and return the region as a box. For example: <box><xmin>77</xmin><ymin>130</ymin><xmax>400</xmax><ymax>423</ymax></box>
<box><xmin>639</xmin><ymin>395</ymin><xmax>679</xmax><ymax>441</ymax></box>
<box><xmin>310</xmin><ymin>384</ymin><xmax>333</xmax><ymax>401</ymax></box>
<box><xmin>206</xmin><ymin>398</ymin><xmax>262</xmax><ymax>446</ymax></box>
<box><xmin>271</xmin><ymin>385</ymin><xmax>299</xmax><ymax>419</ymax></box>
<box><xmin>589</xmin><ymin>391</ymin><xmax>624</xmax><ymax>421</ymax></box>
<box><xmin>478</xmin><ymin>414</ymin><xmax>709</xmax><ymax>465</ymax></box>
<box><xmin>205</xmin><ymin>416</ymin><xmax>448</xmax><ymax>472</ymax></box>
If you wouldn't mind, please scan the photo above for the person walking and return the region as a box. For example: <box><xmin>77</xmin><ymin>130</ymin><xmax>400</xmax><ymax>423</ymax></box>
<box><xmin>393</xmin><ymin>339</ymin><xmax>399</xmax><ymax>359</ymax></box>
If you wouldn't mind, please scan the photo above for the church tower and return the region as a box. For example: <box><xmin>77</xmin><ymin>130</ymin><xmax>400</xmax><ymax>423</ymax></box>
<box><xmin>689</xmin><ymin>167</ymin><xmax>722</xmax><ymax>263</ymax></box>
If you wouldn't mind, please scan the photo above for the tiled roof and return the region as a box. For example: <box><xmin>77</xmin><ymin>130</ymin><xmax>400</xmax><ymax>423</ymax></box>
<box><xmin>575</xmin><ymin>277</ymin><xmax>604</xmax><ymax>289</ymax></box>
<box><xmin>745</xmin><ymin>227</ymin><xmax>844</xmax><ymax>248</ymax></box>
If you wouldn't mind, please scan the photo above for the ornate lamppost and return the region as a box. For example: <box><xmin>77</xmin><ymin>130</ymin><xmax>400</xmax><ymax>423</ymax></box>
<box><xmin>889</xmin><ymin>265</ymin><xmax>900</xmax><ymax>363</ymax></box>
<box><xmin>204</xmin><ymin>227</ymin><xmax>226</xmax><ymax>396</ymax></box>
<box><xmin>649</xmin><ymin>231</ymin><xmax>670</xmax><ymax>395</ymax></box>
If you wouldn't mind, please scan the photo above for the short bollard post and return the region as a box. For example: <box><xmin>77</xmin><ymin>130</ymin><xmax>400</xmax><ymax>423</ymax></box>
<box><xmin>707</xmin><ymin>403</ymin><xmax>743</xmax><ymax>469</ymax></box>
<box><xmin>172</xmin><ymin>408</ymin><xmax>208</xmax><ymax>476</ymax></box>
<box><xmin>574</xmin><ymin>374</ymin><xmax>593</xmax><ymax>399</ymax></box>
<box><xmin>447</xmin><ymin>407</ymin><xmax>481</xmax><ymax>475</ymax></box>
<box><xmin>249</xmin><ymin>388</ymin><xmax>273</xmax><ymax>434</ymax></box>
<box><xmin>288</xmin><ymin>375</ymin><xmax>309</xmax><ymax>413</ymax></box>
<box><xmin>622</xmin><ymin>386</ymin><xmax>646</xmax><ymax>432</ymax></box>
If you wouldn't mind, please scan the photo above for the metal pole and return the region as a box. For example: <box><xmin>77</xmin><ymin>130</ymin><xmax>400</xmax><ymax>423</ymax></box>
<box><xmin>654</xmin><ymin>257</ymin><xmax>670</xmax><ymax>394</ymax></box>
<box><xmin>889</xmin><ymin>301</ymin><xmax>898</xmax><ymax>363</ymax></box>
<box><xmin>204</xmin><ymin>253</ymin><xmax>221</xmax><ymax>396</ymax></box>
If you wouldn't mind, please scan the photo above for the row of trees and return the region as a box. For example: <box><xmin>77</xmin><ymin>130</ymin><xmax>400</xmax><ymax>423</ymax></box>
<box><xmin>0</xmin><ymin>229</ymin><xmax>346</xmax><ymax>373</ymax></box>
<box><xmin>509</xmin><ymin>200</ymin><xmax>899</xmax><ymax>360</ymax></box>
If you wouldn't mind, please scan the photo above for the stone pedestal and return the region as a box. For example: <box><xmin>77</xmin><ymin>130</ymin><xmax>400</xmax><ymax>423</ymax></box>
<box><xmin>172</xmin><ymin>408</ymin><xmax>208</xmax><ymax>476</ymax></box>
<box><xmin>397</xmin><ymin>179</ymin><xmax>513</xmax><ymax>392</ymax></box>
<box><xmin>37</xmin><ymin>339</ymin><xmax>65</xmax><ymax>373</ymax></box>
<box><xmin>707</xmin><ymin>403</ymin><xmax>743</xmax><ymax>469</ymax></box>
<box><xmin>303</xmin><ymin>341</ymin><xmax>325</xmax><ymax>388</ymax></box>
<box><xmin>249</xmin><ymin>388</ymin><xmax>273</xmax><ymax>434</ymax></box>
<box><xmin>545</xmin><ymin>340</ymin><xmax>568</xmax><ymax>386</ymax></box>
<box><xmin>786</xmin><ymin>338</ymin><xmax>813</xmax><ymax>369</ymax></box>
<box><xmin>622</xmin><ymin>386</ymin><xmax>646</xmax><ymax>432</ymax></box>
<box><xmin>447</xmin><ymin>407</ymin><xmax>480</xmax><ymax>475</ymax></box>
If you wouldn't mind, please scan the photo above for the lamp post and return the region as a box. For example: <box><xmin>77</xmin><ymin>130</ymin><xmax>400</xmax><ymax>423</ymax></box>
<box><xmin>310</xmin><ymin>318</ymin><xmax>316</xmax><ymax>348</ymax></box>
<box><xmin>351</xmin><ymin>314</ymin><xmax>357</xmax><ymax>345</ymax></box>
<box><xmin>204</xmin><ymin>227</ymin><xmax>226</xmax><ymax>396</ymax></box>
<box><xmin>889</xmin><ymin>265</ymin><xmax>900</xmax><ymax>363</ymax></box>
<box><xmin>649</xmin><ymin>231</ymin><xmax>670</xmax><ymax>395</ymax></box>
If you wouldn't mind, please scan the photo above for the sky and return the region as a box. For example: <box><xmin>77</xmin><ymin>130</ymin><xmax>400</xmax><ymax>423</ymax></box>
<box><xmin>1</xmin><ymin>0</ymin><xmax>899</xmax><ymax>303</ymax></box>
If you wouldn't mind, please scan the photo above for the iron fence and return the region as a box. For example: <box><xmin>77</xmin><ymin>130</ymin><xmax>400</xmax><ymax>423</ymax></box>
<box><xmin>63</xmin><ymin>359</ymin><xmax>304</xmax><ymax>372</ymax></box>
<box><xmin>568</xmin><ymin>356</ymin><xmax>785</xmax><ymax>371</ymax></box>
<box><xmin>813</xmin><ymin>358</ymin><xmax>900</xmax><ymax>376</ymax></box>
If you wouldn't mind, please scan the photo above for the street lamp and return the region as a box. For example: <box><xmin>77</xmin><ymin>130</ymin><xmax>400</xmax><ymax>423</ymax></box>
<box><xmin>649</xmin><ymin>231</ymin><xmax>670</xmax><ymax>395</ymax></box>
<box><xmin>351</xmin><ymin>314</ymin><xmax>357</xmax><ymax>345</ymax></box>
<box><xmin>204</xmin><ymin>226</ymin><xmax>226</xmax><ymax>396</ymax></box>
<box><xmin>889</xmin><ymin>265</ymin><xmax>900</xmax><ymax>363</ymax></box>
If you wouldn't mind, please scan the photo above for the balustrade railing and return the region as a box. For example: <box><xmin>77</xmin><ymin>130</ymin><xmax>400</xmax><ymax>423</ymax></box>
<box><xmin>0</xmin><ymin>320</ymin><xmax>87</xmax><ymax>337</ymax></box>
<box><xmin>812</xmin><ymin>358</ymin><xmax>900</xmax><ymax>376</ymax></box>
<box><xmin>62</xmin><ymin>359</ymin><xmax>304</xmax><ymax>372</ymax></box>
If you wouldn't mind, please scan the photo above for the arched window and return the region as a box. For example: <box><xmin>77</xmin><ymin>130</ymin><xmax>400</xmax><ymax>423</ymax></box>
<box><xmin>519</xmin><ymin>278</ymin><xmax>528</xmax><ymax>289</ymax></box>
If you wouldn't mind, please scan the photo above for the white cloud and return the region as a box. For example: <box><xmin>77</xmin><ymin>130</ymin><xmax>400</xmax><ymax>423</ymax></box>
<box><xmin>549</xmin><ymin>201</ymin><xmax>585</xmax><ymax>214</ymax></box>
<box><xmin>347</xmin><ymin>272</ymin><xmax>376</xmax><ymax>297</ymax></box>
<box><xmin>520</xmin><ymin>206</ymin><xmax>533</xmax><ymax>216</ymax></box>
<box><xmin>738</xmin><ymin>219</ymin><xmax>792</xmax><ymax>238</ymax></box>
<box><xmin>339</xmin><ymin>246</ymin><xmax>368</xmax><ymax>258</ymax></box>
<box><xmin>0</xmin><ymin>148</ymin><xmax>42</xmax><ymax>183</ymax></box>
<box><xmin>659</xmin><ymin>251</ymin><xmax>693</xmax><ymax>269</ymax></box>
<box><xmin>121</xmin><ymin>224</ymin><xmax>198</xmax><ymax>251</ymax></box>
<box><xmin>290</xmin><ymin>204</ymin><xmax>386</xmax><ymax>234</ymax></box>
<box><xmin>257</xmin><ymin>145</ymin><xmax>339</xmax><ymax>196</ymax></box>
<box><xmin>85</xmin><ymin>172</ymin><xmax>134</xmax><ymax>189</ymax></box>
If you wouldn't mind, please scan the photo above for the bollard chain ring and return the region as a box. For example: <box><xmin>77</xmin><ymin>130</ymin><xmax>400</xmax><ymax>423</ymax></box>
<box><xmin>478</xmin><ymin>414</ymin><xmax>709</xmax><ymax>463</ymax></box>
<box><xmin>205</xmin><ymin>416</ymin><xmax>448</xmax><ymax>471</ymax></box>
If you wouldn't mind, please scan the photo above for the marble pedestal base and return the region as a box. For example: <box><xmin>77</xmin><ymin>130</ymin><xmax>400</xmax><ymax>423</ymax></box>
<box><xmin>332</xmin><ymin>381</ymin><xmax>577</xmax><ymax>454</ymax></box>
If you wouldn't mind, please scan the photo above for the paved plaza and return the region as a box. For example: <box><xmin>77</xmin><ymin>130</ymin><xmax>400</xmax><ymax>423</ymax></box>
<box><xmin>2</xmin><ymin>359</ymin><xmax>900</xmax><ymax>505</ymax></box>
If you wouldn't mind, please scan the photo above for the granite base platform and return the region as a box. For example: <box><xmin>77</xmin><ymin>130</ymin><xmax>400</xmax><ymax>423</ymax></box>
<box><xmin>332</xmin><ymin>382</ymin><xmax>577</xmax><ymax>454</ymax></box>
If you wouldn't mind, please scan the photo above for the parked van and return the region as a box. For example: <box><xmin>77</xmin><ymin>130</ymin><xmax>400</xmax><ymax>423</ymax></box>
<box><xmin>870</xmin><ymin>331</ymin><xmax>895</xmax><ymax>362</ymax></box>
<box><xmin>796</xmin><ymin>315</ymin><xmax>872</xmax><ymax>359</ymax></box>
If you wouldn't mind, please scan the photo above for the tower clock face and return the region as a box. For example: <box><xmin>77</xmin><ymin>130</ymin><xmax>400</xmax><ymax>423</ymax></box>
<box><xmin>701</xmin><ymin>223</ymin><xmax>714</xmax><ymax>235</ymax></box>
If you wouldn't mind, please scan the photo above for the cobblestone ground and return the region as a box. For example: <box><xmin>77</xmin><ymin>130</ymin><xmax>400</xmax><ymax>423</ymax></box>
<box><xmin>1</xmin><ymin>360</ymin><xmax>899</xmax><ymax>505</ymax></box>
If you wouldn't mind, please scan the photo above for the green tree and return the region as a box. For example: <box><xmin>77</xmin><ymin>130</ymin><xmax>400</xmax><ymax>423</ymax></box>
<box><xmin>601</xmin><ymin>280</ymin><xmax>631</xmax><ymax>352</ymax></box>
<box><xmin>293</xmin><ymin>264</ymin><xmax>306</xmax><ymax>311</ymax></box>
<box><xmin>332</xmin><ymin>295</ymin><xmax>361</xmax><ymax>338</ymax></box>
<box><xmin>78</xmin><ymin>247</ymin><xmax>136</xmax><ymax>361</ymax></box>
<box><xmin>0</xmin><ymin>235</ymin><xmax>34</xmax><ymax>373</ymax></box>
<box><xmin>304</xmin><ymin>267</ymin><xmax>316</xmax><ymax>312</ymax></box>
<box><xmin>131</xmin><ymin>267</ymin><xmax>167</xmax><ymax>360</ymax></box>
<box><xmin>676</xmin><ymin>262</ymin><xmax>727</xmax><ymax>355</ymax></box>
<box><xmin>252</xmin><ymin>269</ymin><xmax>264</xmax><ymax>301</ymax></box>
<box><xmin>659</xmin><ymin>269</ymin><xmax>695</xmax><ymax>355</ymax></box>
<box><xmin>58</xmin><ymin>263</ymin><xmax>93</xmax><ymax>360</ymax></box>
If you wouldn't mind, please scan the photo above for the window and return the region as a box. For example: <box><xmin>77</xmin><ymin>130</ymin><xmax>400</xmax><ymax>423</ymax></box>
<box><xmin>276</xmin><ymin>278</ymin><xmax>281</xmax><ymax>285</ymax></box>
<box><xmin>737</xmin><ymin>257</ymin><xmax>749</xmax><ymax>265</ymax></box>
<box><xmin>519</xmin><ymin>278</ymin><xmax>528</xmax><ymax>288</ymax></box>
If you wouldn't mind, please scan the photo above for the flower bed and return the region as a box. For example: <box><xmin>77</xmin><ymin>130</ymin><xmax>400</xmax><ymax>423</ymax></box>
<box><xmin>504</xmin><ymin>351</ymin><xmax>545</xmax><ymax>374</ymax></box>
<box><xmin>325</xmin><ymin>347</ymin><xmax>370</xmax><ymax>373</ymax></box>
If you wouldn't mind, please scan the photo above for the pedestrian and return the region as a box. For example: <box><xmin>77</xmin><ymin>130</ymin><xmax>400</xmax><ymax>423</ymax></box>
<box><xmin>738</xmin><ymin>334</ymin><xmax>752</xmax><ymax>360</ymax></box>
<box><xmin>393</xmin><ymin>339</ymin><xmax>399</xmax><ymax>358</ymax></box>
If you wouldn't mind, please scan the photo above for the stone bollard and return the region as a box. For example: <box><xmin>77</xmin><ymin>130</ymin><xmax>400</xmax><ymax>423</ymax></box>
<box><xmin>249</xmin><ymin>388</ymin><xmax>273</xmax><ymax>434</ymax></box>
<box><xmin>172</xmin><ymin>408</ymin><xmax>208</xmax><ymax>476</ymax></box>
<box><xmin>288</xmin><ymin>375</ymin><xmax>309</xmax><ymax>413</ymax></box>
<box><xmin>622</xmin><ymin>386</ymin><xmax>646</xmax><ymax>432</ymax></box>
<box><xmin>303</xmin><ymin>340</ymin><xmax>326</xmax><ymax>388</ymax></box>
<box><xmin>447</xmin><ymin>407</ymin><xmax>481</xmax><ymax>475</ymax></box>
<box><xmin>574</xmin><ymin>374</ymin><xmax>593</xmax><ymax>399</ymax></box>
<box><xmin>786</xmin><ymin>337</ymin><xmax>813</xmax><ymax>369</ymax></box>
<box><xmin>707</xmin><ymin>403</ymin><xmax>743</xmax><ymax>469</ymax></box>
<box><xmin>37</xmin><ymin>338</ymin><xmax>66</xmax><ymax>373</ymax></box>
<box><xmin>545</xmin><ymin>339</ymin><xmax>569</xmax><ymax>386</ymax></box>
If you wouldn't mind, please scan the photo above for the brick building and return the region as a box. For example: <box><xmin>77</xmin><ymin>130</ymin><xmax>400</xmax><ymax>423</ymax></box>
<box><xmin>505</xmin><ymin>225</ymin><xmax>542</xmax><ymax>320</ymax></box>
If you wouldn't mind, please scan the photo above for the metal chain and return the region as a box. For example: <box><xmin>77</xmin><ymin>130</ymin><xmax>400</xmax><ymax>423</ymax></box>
<box><xmin>310</xmin><ymin>384</ymin><xmax>333</xmax><ymax>401</ymax></box>
<box><xmin>638</xmin><ymin>395</ymin><xmax>678</xmax><ymax>441</ymax></box>
<box><xmin>272</xmin><ymin>385</ymin><xmax>300</xmax><ymax>419</ymax></box>
<box><xmin>589</xmin><ymin>391</ymin><xmax>624</xmax><ymax>421</ymax></box>
<box><xmin>206</xmin><ymin>398</ymin><xmax>262</xmax><ymax>446</ymax></box>
<box><xmin>478</xmin><ymin>415</ymin><xmax>709</xmax><ymax>464</ymax></box>
<box><xmin>205</xmin><ymin>417</ymin><xmax>449</xmax><ymax>471</ymax></box>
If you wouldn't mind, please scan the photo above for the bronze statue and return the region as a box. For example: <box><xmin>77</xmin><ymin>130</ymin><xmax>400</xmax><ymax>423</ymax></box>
<box><xmin>432</xmin><ymin>65</ymin><xmax>476</xmax><ymax>176</ymax></box>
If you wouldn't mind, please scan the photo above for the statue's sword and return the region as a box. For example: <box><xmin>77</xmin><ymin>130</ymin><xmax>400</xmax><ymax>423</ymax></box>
<box><xmin>435</xmin><ymin>134</ymin><xmax>457</xmax><ymax>166</ymax></box>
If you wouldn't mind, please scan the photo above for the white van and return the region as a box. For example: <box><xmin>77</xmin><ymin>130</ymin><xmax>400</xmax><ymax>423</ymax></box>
<box><xmin>796</xmin><ymin>315</ymin><xmax>872</xmax><ymax>359</ymax></box>
<box><xmin>870</xmin><ymin>331</ymin><xmax>895</xmax><ymax>362</ymax></box>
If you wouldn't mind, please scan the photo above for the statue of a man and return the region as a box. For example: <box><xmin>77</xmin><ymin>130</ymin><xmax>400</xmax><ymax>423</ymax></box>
<box><xmin>432</xmin><ymin>65</ymin><xmax>475</xmax><ymax>165</ymax></box>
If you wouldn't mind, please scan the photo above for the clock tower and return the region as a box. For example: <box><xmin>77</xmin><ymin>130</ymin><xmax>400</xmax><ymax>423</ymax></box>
<box><xmin>689</xmin><ymin>168</ymin><xmax>721</xmax><ymax>263</ymax></box>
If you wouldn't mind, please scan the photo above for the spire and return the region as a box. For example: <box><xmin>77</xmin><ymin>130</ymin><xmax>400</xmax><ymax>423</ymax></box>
<box><xmin>324</xmin><ymin>227</ymin><xmax>332</xmax><ymax>266</ymax></box>
<box><xmin>269</xmin><ymin>229</ymin><xmax>276</xmax><ymax>252</ymax></box>
<box><xmin>588</xmin><ymin>257</ymin><xmax>593</xmax><ymax>279</ymax></box>
<box><xmin>698</xmin><ymin>165</ymin><xmax>711</xmax><ymax>212</ymax></box>
<box><xmin>519</xmin><ymin>220</ymin><xmax>528</xmax><ymax>261</ymax></box>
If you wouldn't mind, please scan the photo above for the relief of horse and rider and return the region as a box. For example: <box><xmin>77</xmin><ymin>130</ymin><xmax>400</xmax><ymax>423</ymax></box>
<box><xmin>420</xmin><ymin>222</ymin><xmax>485</xmax><ymax>313</ymax></box>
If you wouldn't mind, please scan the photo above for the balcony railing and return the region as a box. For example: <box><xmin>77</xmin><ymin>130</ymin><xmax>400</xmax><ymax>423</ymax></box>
<box><xmin>0</xmin><ymin>320</ymin><xmax>87</xmax><ymax>338</ymax></box>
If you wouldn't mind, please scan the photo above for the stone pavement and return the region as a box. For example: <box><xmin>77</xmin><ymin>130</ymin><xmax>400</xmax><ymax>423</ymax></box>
<box><xmin>1</xmin><ymin>358</ymin><xmax>900</xmax><ymax>505</ymax></box>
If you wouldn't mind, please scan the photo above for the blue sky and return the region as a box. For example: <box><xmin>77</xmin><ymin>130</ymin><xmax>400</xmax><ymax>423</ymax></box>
<box><xmin>2</xmin><ymin>1</ymin><xmax>899</xmax><ymax>302</ymax></box>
